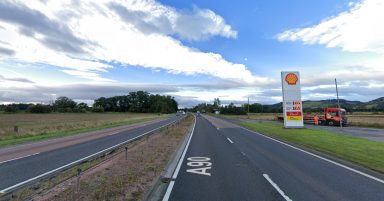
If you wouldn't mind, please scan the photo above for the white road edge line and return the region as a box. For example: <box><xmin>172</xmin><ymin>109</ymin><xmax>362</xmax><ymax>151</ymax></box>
<box><xmin>162</xmin><ymin>115</ymin><xmax>196</xmax><ymax>201</ymax></box>
<box><xmin>263</xmin><ymin>174</ymin><xmax>292</xmax><ymax>201</ymax></box>
<box><xmin>227</xmin><ymin>137</ymin><xmax>234</xmax><ymax>144</ymax></box>
<box><xmin>242</xmin><ymin>127</ymin><xmax>384</xmax><ymax>184</ymax></box>
<box><xmin>0</xmin><ymin>117</ymin><xmax>183</xmax><ymax>194</ymax></box>
<box><xmin>0</xmin><ymin>153</ymin><xmax>40</xmax><ymax>165</ymax></box>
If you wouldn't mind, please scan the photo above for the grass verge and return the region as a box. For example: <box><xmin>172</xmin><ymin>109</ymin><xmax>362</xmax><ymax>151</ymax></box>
<box><xmin>0</xmin><ymin>116</ymin><xmax>166</xmax><ymax>147</ymax></box>
<box><xmin>240</xmin><ymin>121</ymin><xmax>384</xmax><ymax>173</ymax></box>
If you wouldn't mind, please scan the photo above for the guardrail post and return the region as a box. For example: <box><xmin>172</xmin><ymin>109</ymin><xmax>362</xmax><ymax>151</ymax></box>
<box><xmin>76</xmin><ymin>168</ymin><xmax>81</xmax><ymax>192</ymax></box>
<box><xmin>125</xmin><ymin>147</ymin><xmax>128</xmax><ymax>160</ymax></box>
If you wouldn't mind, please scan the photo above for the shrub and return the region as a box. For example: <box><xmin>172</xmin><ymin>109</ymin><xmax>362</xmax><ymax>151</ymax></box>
<box><xmin>28</xmin><ymin>104</ymin><xmax>52</xmax><ymax>113</ymax></box>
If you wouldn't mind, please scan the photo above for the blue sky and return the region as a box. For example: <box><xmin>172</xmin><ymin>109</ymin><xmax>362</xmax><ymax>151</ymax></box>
<box><xmin>0</xmin><ymin>0</ymin><xmax>383</xmax><ymax>107</ymax></box>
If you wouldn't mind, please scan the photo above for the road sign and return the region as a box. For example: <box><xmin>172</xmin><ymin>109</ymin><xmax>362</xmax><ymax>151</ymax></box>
<box><xmin>281</xmin><ymin>71</ymin><xmax>304</xmax><ymax>128</ymax></box>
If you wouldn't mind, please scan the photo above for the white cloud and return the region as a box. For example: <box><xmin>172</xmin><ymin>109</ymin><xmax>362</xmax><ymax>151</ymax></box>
<box><xmin>277</xmin><ymin>0</ymin><xmax>384</xmax><ymax>54</ymax></box>
<box><xmin>276</xmin><ymin>0</ymin><xmax>384</xmax><ymax>101</ymax></box>
<box><xmin>0</xmin><ymin>0</ymin><xmax>258</xmax><ymax>84</ymax></box>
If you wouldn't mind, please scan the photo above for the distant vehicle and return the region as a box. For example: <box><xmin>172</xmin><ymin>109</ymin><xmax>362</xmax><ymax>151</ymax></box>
<box><xmin>276</xmin><ymin>107</ymin><xmax>348</xmax><ymax>126</ymax></box>
<box><xmin>197</xmin><ymin>111</ymin><xmax>201</xmax><ymax>116</ymax></box>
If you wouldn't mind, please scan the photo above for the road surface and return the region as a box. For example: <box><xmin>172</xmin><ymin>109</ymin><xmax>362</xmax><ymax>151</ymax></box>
<box><xmin>0</xmin><ymin>115</ymin><xmax>183</xmax><ymax>193</ymax></box>
<box><xmin>164</xmin><ymin>115</ymin><xmax>384</xmax><ymax>201</ymax></box>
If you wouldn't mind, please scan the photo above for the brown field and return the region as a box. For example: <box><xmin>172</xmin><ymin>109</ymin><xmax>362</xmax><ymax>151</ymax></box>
<box><xmin>347</xmin><ymin>115</ymin><xmax>384</xmax><ymax>128</ymax></box>
<box><xmin>0</xmin><ymin>113</ymin><xmax>168</xmax><ymax>140</ymax></box>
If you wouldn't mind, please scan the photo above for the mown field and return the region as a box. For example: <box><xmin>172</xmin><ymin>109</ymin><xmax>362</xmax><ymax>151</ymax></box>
<box><xmin>0</xmin><ymin>113</ymin><xmax>169</xmax><ymax>146</ymax></box>
<box><xmin>222</xmin><ymin>113</ymin><xmax>384</xmax><ymax>128</ymax></box>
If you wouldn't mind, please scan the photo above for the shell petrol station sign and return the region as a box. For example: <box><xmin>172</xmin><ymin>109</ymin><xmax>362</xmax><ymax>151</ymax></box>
<box><xmin>281</xmin><ymin>71</ymin><xmax>304</xmax><ymax>128</ymax></box>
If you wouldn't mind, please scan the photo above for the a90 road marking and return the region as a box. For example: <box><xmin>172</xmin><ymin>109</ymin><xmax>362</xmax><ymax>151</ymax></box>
<box><xmin>186</xmin><ymin>157</ymin><xmax>212</xmax><ymax>176</ymax></box>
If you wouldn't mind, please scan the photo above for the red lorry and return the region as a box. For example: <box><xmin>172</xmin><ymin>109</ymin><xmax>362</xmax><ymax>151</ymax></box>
<box><xmin>276</xmin><ymin>107</ymin><xmax>348</xmax><ymax>126</ymax></box>
<box><xmin>305</xmin><ymin>108</ymin><xmax>347</xmax><ymax>126</ymax></box>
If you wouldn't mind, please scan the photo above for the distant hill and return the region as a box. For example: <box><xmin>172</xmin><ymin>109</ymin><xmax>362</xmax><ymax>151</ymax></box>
<box><xmin>262</xmin><ymin>97</ymin><xmax>384</xmax><ymax>112</ymax></box>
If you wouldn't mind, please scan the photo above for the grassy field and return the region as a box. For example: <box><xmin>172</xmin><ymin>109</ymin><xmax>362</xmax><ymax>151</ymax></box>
<box><xmin>222</xmin><ymin>113</ymin><xmax>384</xmax><ymax>128</ymax></box>
<box><xmin>0</xmin><ymin>113</ymin><xmax>169</xmax><ymax>147</ymax></box>
<box><xmin>241</xmin><ymin>121</ymin><xmax>384</xmax><ymax>173</ymax></box>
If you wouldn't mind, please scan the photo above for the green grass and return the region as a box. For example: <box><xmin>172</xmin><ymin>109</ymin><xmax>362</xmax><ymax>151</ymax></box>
<box><xmin>0</xmin><ymin>116</ymin><xmax>166</xmax><ymax>147</ymax></box>
<box><xmin>240</xmin><ymin>121</ymin><xmax>384</xmax><ymax>173</ymax></box>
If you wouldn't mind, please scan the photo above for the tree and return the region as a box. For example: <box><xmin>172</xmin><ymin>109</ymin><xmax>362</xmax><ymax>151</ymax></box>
<box><xmin>28</xmin><ymin>104</ymin><xmax>52</xmax><ymax>113</ymax></box>
<box><xmin>74</xmin><ymin>102</ymin><xmax>88</xmax><ymax>113</ymax></box>
<box><xmin>54</xmin><ymin>96</ymin><xmax>77</xmax><ymax>112</ymax></box>
<box><xmin>4</xmin><ymin>105</ymin><xmax>18</xmax><ymax>113</ymax></box>
<box><xmin>213</xmin><ymin>98</ymin><xmax>221</xmax><ymax>111</ymax></box>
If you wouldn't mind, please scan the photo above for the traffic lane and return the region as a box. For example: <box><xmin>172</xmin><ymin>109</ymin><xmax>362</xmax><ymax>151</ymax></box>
<box><xmin>0</xmin><ymin>118</ymin><xmax>166</xmax><ymax>163</ymax></box>
<box><xmin>219</xmin><ymin>127</ymin><xmax>384</xmax><ymax>201</ymax></box>
<box><xmin>168</xmin><ymin>115</ymin><xmax>284</xmax><ymax>201</ymax></box>
<box><xmin>0</xmin><ymin>115</ymin><xmax>182</xmax><ymax>190</ymax></box>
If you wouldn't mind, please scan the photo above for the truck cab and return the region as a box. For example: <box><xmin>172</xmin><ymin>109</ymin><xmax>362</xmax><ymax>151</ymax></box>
<box><xmin>323</xmin><ymin>108</ymin><xmax>348</xmax><ymax>126</ymax></box>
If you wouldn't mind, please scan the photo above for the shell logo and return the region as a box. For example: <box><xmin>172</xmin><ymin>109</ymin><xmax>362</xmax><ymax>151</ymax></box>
<box><xmin>285</xmin><ymin>73</ymin><xmax>298</xmax><ymax>85</ymax></box>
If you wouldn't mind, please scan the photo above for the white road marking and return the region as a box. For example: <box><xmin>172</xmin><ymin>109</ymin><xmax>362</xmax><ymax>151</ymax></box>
<box><xmin>263</xmin><ymin>174</ymin><xmax>292</xmax><ymax>201</ymax></box>
<box><xmin>0</xmin><ymin>153</ymin><xmax>40</xmax><ymax>165</ymax></box>
<box><xmin>162</xmin><ymin>181</ymin><xmax>175</xmax><ymax>201</ymax></box>
<box><xmin>227</xmin><ymin>137</ymin><xmax>234</xmax><ymax>144</ymax></box>
<box><xmin>242</xmin><ymin>127</ymin><xmax>384</xmax><ymax>185</ymax></box>
<box><xmin>163</xmin><ymin>115</ymin><xmax>196</xmax><ymax>201</ymax></box>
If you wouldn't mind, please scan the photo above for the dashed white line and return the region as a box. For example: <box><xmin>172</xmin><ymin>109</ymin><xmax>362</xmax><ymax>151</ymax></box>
<box><xmin>0</xmin><ymin>153</ymin><xmax>40</xmax><ymax>165</ymax></box>
<box><xmin>226</xmin><ymin>137</ymin><xmax>234</xmax><ymax>144</ymax></box>
<box><xmin>263</xmin><ymin>174</ymin><xmax>292</xmax><ymax>201</ymax></box>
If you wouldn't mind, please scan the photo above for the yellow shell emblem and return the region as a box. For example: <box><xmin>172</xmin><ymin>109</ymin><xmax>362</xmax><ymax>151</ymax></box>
<box><xmin>285</xmin><ymin>73</ymin><xmax>298</xmax><ymax>85</ymax></box>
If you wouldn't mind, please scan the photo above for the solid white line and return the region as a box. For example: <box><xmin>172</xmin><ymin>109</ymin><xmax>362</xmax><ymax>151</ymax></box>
<box><xmin>242</xmin><ymin>127</ymin><xmax>384</xmax><ymax>184</ymax></box>
<box><xmin>226</xmin><ymin>137</ymin><xmax>234</xmax><ymax>144</ymax></box>
<box><xmin>163</xmin><ymin>115</ymin><xmax>196</xmax><ymax>201</ymax></box>
<box><xmin>162</xmin><ymin>181</ymin><xmax>175</xmax><ymax>201</ymax></box>
<box><xmin>171</xmin><ymin>115</ymin><xmax>196</xmax><ymax>180</ymax></box>
<box><xmin>263</xmin><ymin>174</ymin><xmax>292</xmax><ymax>201</ymax></box>
<box><xmin>0</xmin><ymin>153</ymin><xmax>40</xmax><ymax>165</ymax></box>
<box><xmin>0</xmin><ymin>117</ymin><xmax>183</xmax><ymax>194</ymax></box>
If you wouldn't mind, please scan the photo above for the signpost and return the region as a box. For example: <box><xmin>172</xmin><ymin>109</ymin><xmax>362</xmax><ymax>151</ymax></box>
<box><xmin>281</xmin><ymin>71</ymin><xmax>304</xmax><ymax>128</ymax></box>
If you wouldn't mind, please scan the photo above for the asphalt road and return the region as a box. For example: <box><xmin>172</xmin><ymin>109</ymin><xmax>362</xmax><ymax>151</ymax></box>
<box><xmin>165</xmin><ymin>115</ymin><xmax>384</xmax><ymax>201</ymax></box>
<box><xmin>0</xmin><ymin>115</ymin><xmax>183</xmax><ymax>192</ymax></box>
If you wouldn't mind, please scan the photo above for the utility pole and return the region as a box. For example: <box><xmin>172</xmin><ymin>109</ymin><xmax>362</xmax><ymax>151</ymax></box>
<box><xmin>335</xmin><ymin>78</ymin><xmax>342</xmax><ymax>128</ymax></box>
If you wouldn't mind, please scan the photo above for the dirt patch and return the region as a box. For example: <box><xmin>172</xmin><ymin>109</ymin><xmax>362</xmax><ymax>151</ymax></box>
<box><xmin>30</xmin><ymin>115</ymin><xmax>193</xmax><ymax>201</ymax></box>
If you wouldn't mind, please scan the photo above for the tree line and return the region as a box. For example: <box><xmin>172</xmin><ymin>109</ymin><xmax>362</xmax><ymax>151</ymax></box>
<box><xmin>0</xmin><ymin>91</ymin><xmax>178</xmax><ymax>114</ymax></box>
<box><xmin>189</xmin><ymin>98</ymin><xmax>282</xmax><ymax>115</ymax></box>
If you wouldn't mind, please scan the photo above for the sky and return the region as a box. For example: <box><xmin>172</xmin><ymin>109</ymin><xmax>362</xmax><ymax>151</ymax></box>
<box><xmin>0</xmin><ymin>0</ymin><xmax>383</xmax><ymax>107</ymax></box>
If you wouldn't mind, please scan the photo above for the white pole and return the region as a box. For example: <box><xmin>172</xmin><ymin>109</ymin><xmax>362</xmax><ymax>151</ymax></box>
<box><xmin>335</xmin><ymin>78</ymin><xmax>342</xmax><ymax>128</ymax></box>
